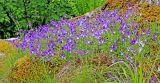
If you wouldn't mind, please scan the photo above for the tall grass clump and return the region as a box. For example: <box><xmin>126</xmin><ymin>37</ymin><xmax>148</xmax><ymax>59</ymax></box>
<box><xmin>0</xmin><ymin>40</ymin><xmax>18</xmax><ymax>79</ymax></box>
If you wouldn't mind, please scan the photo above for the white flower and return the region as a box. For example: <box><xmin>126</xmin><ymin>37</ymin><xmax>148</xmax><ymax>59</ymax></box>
<box><xmin>139</xmin><ymin>47</ymin><xmax>142</xmax><ymax>53</ymax></box>
<box><xmin>138</xmin><ymin>40</ymin><xmax>145</xmax><ymax>47</ymax></box>
<box><xmin>110</xmin><ymin>49</ymin><xmax>113</xmax><ymax>52</ymax></box>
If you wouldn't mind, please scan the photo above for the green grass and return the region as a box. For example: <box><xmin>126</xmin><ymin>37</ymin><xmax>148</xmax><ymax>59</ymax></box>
<box><xmin>73</xmin><ymin>0</ymin><xmax>105</xmax><ymax>15</ymax></box>
<box><xmin>0</xmin><ymin>49</ymin><xmax>28</xmax><ymax>82</ymax></box>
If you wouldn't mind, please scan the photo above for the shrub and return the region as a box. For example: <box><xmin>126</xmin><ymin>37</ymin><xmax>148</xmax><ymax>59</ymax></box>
<box><xmin>0</xmin><ymin>0</ymin><xmax>76</xmax><ymax>39</ymax></box>
<box><xmin>0</xmin><ymin>0</ymin><xmax>105</xmax><ymax>39</ymax></box>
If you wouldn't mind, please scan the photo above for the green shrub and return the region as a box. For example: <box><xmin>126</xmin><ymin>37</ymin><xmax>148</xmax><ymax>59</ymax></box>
<box><xmin>0</xmin><ymin>0</ymin><xmax>75</xmax><ymax>39</ymax></box>
<box><xmin>0</xmin><ymin>0</ymin><xmax>105</xmax><ymax>39</ymax></box>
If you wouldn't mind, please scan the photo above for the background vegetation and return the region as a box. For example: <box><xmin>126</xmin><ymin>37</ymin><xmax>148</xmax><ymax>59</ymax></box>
<box><xmin>0</xmin><ymin>0</ymin><xmax>105</xmax><ymax>39</ymax></box>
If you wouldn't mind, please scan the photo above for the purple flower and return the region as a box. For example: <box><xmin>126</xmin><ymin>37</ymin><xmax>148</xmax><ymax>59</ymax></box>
<box><xmin>122</xmin><ymin>35</ymin><xmax>125</xmax><ymax>41</ymax></box>
<box><xmin>125</xmin><ymin>54</ymin><xmax>129</xmax><ymax>59</ymax></box>
<box><xmin>130</xmin><ymin>38</ymin><xmax>137</xmax><ymax>45</ymax></box>
<box><xmin>110</xmin><ymin>44</ymin><xmax>118</xmax><ymax>52</ymax></box>
<box><xmin>129</xmin><ymin>60</ymin><xmax>134</xmax><ymax>65</ymax></box>
<box><xmin>152</xmin><ymin>33</ymin><xmax>158</xmax><ymax>41</ymax></box>
<box><xmin>14</xmin><ymin>8</ymin><xmax>137</xmax><ymax>59</ymax></box>
<box><xmin>50</xmin><ymin>20</ymin><xmax>58</xmax><ymax>29</ymax></box>
<box><xmin>46</xmin><ymin>48</ymin><xmax>54</xmax><ymax>55</ymax></box>
<box><xmin>128</xmin><ymin>2</ymin><xmax>133</xmax><ymax>7</ymax></box>
<box><xmin>67</xmin><ymin>37</ymin><xmax>76</xmax><ymax>43</ymax></box>
<box><xmin>83</xmin><ymin>40</ymin><xmax>92</xmax><ymax>45</ymax></box>
<box><xmin>132</xmin><ymin>27</ymin><xmax>137</xmax><ymax>33</ymax></box>
<box><xmin>126</xmin><ymin>30</ymin><xmax>131</xmax><ymax>38</ymax></box>
<box><xmin>15</xmin><ymin>43</ymin><xmax>21</xmax><ymax>48</ymax></box>
<box><xmin>128</xmin><ymin>48</ymin><xmax>136</xmax><ymax>54</ymax></box>
<box><xmin>49</xmin><ymin>40</ymin><xmax>56</xmax><ymax>47</ymax></box>
<box><xmin>112</xmin><ymin>58</ymin><xmax>116</xmax><ymax>63</ymax></box>
<box><xmin>118</xmin><ymin>27</ymin><xmax>125</xmax><ymax>34</ymax></box>
<box><xmin>60</xmin><ymin>53</ymin><xmax>66</xmax><ymax>59</ymax></box>
<box><xmin>74</xmin><ymin>49</ymin><xmax>86</xmax><ymax>55</ymax></box>
<box><xmin>116</xmin><ymin>39</ymin><xmax>120</xmax><ymax>43</ymax></box>
<box><xmin>150</xmin><ymin>76</ymin><xmax>156</xmax><ymax>83</ymax></box>
<box><xmin>42</xmin><ymin>51</ymin><xmax>47</xmax><ymax>56</ymax></box>
<box><xmin>127</xmin><ymin>78</ymin><xmax>131</xmax><ymax>83</ymax></box>
<box><xmin>146</xmin><ymin>28</ymin><xmax>151</xmax><ymax>35</ymax></box>
<box><xmin>47</xmin><ymin>56</ymin><xmax>51</xmax><ymax>61</ymax></box>
<box><xmin>30</xmin><ymin>49</ymin><xmax>35</xmax><ymax>54</ymax></box>
<box><xmin>36</xmin><ymin>51</ymin><xmax>40</xmax><ymax>57</ymax></box>
<box><xmin>94</xmin><ymin>30</ymin><xmax>101</xmax><ymax>38</ymax></box>
<box><xmin>41</xmin><ymin>51</ymin><xmax>47</xmax><ymax>58</ymax></box>
<box><xmin>135</xmin><ymin>32</ymin><xmax>141</xmax><ymax>38</ymax></box>
<box><xmin>76</xmin><ymin>34</ymin><xmax>81</xmax><ymax>39</ymax></box>
<box><xmin>62</xmin><ymin>42</ymin><xmax>75</xmax><ymax>52</ymax></box>
<box><xmin>17</xmin><ymin>30</ymin><xmax>27</xmax><ymax>35</ymax></box>
<box><xmin>142</xmin><ymin>29</ymin><xmax>146</xmax><ymax>34</ymax></box>
<box><xmin>21</xmin><ymin>43</ymin><xmax>28</xmax><ymax>50</ymax></box>
<box><xmin>99</xmin><ymin>38</ymin><xmax>105</xmax><ymax>44</ymax></box>
<box><xmin>102</xmin><ymin>23</ymin><xmax>109</xmax><ymax>30</ymax></box>
<box><xmin>136</xmin><ymin>62</ymin><xmax>139</xmax><ymax>67</ymax></box>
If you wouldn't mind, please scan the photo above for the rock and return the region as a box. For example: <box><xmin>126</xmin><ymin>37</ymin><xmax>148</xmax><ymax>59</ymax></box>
<box><xmin>0</xmin><ymin>38</ymin><xmax>19</xmax><ymax>41</ymax></box>
<box><xmin>5</xmin><ymin>38</ymin><xmax>19</xmax><ymax>41</ymax></box>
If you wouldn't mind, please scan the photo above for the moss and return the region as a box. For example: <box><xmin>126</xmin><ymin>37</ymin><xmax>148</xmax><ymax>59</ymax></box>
<box><xmin>138</xmin><ymin>3</ymin><xmax>160</xmax><ymax>23</ymax></box>
<box><xmin>8</xmin><ymin>55</ymin><xmax>50</xmax><ymax>82</ymax></box>
<box><xmin>105</xmin><ymin>0</ymin><xmax>160</xmax><ymax>28</ymax></box>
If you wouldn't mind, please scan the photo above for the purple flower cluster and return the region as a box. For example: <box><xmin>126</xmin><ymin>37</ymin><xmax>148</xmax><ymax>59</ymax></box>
<box><xmin>12</xmin><ymin>7</ymin><xmax>158</xmax><ymax>60</ymax></box>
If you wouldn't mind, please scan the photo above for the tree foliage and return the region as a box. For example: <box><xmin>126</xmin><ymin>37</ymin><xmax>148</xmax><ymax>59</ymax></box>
<box><xmin>0</xmin><ymin>0</ymin><xmax>104</xmax><ymax>39</ymax></box>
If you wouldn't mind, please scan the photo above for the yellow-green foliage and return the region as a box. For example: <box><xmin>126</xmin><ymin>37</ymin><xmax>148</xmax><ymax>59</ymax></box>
<box><xmin>137</xmin><ymin>3</ymin><xmax>160</xmax><ymax>23</ymax></box>
<box><xmin>8</xmin><ymin>55</ymin><xmax>49</xmax><ymax>82</ymax></box>
<box><xmin>0</xmin><ymin>40</ymin><xmax>18</xmax><ymax>77</ymax></box>
<box><xmin>0</xmin><ymin>40</ymin><xmax>17</xmax><ymax>56</ymax></box>
<box><xmin>106</xmin><ymin>0</ymin><xmax>137</xmax><ymax>9</ymax></box>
